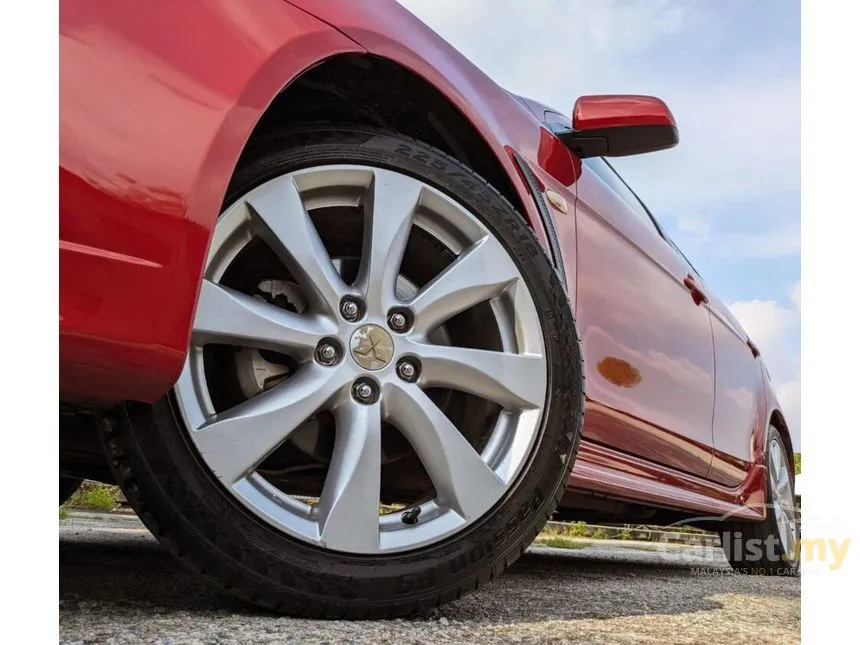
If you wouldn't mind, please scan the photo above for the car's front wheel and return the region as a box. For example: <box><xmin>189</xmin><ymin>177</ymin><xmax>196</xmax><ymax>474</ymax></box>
<box><xmin>100</xmin><ymin>126</ymin><xmax>584</xmax><ymax>617</ymax></box>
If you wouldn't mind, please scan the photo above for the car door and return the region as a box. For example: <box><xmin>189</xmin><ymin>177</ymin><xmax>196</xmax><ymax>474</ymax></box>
<box><xmin>654</xmin><ymin>236</ymin><xmax>764</xmax><ymax>487</ymax></box>
<box><xmin>574</xmin><ymin>157</ymin><xmax>715</xmax><ymax>478</ymax></box>
<box><xmin>706</xmin><ymin>296</ymin><xmax>767</xmax><ymax>486</ymax></box>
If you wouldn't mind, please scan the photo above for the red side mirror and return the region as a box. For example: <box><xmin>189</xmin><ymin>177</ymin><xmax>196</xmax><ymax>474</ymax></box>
<box><xmin>555</xmin><ymin>95</ymin><xmax>679</xmax><ymax>158</ymax></box>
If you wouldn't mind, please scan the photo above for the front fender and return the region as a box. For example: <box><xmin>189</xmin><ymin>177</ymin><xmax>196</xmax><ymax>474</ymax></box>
<box><xmin>60</xmin><ymin>0</ymin><xmax>364</xmax><ymax>404</ymax></box>
<box><xmin>760</xmin><ymin>361</ymin><xmax>796</xmax><ymax>474</ymax></box>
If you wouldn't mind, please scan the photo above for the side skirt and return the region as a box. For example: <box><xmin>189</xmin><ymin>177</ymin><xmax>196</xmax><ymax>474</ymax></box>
<box><xmin>566</xmin><ymin>439</ymin><xmax>767</xmax><ymax>522</ymax></box>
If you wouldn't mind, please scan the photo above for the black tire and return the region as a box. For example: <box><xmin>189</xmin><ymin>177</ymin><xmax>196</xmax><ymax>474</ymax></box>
<box><xmin>59</xmin><ymin>477</ymin><xmax>82</xmax><ymax>506</ymax></box>
<box><xmin>99</xmin><ymin>125</ymin><xmax>585</xmax><ymax>618</ymax></box>
<box><xmin>720</xmin><ymin>425</ymin><xmax>798</xmax><ymax>576</ymax></box>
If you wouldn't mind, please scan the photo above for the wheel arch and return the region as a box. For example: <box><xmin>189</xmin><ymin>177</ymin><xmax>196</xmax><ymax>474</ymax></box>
<box><xmin>769</xmin><ymin>409</ymin><xmax>796</xmax><ymax>478</ymax></box>
<box><xmin>239</xmin><ymin>54</ymin><xmax>530</xmax><ymax>219</ymax></box>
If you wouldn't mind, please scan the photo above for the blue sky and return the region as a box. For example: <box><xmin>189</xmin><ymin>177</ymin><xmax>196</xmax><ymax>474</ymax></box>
<box><xmin>400</xmin><ymin>0</ymin><xmax>801</xmax><ymax>445</ymax></box>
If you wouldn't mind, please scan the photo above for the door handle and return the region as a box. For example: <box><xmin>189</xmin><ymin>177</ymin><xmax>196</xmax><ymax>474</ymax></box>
<box><xmin>747</xmin><ymin>339</ymin><xmax>761</xmax><ymax>358</ymax></box>
<box><xmin>683</xmin><ymin>275</ymin><xmax>709</xmax><ymax>306</ymax></box>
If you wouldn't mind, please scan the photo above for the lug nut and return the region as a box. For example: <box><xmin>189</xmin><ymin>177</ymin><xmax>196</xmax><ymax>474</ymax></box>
<box><xmin>315</xmin><ymin>341</ymin><xmax>340</xmax><ymax>366</ymax></box>
<box><xmin>352</xmin><ymin>380</ymin><xmax>378</xmax><ymax>404</ymax></box>
<box><xmin>340</xmin><ymin>299</ymin><xmax>362</xmax><ymax>322</ymax></box>
<box><xmin>354</xmin><ymin>383</ymin><xmax>373</xmax><ymax>400</ymax></box>
<box><xmin>388</xmin><ymin>311</ymin><xmax>410</xmax><ymax>333</ymax></box>
<box><xmin>396</xmin><ymin>359</ymin><xmax>420</xmax><ymax>383</ymax></box>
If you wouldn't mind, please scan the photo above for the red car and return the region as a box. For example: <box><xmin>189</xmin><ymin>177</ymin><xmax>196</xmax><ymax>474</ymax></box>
<box><xmin>60</xmin><ymin>0</ymin><xmax>798</xmax><ymax>617</ymax></box>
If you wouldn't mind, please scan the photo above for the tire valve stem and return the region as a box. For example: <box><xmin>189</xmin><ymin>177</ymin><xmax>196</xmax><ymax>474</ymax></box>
<box><xmin>401</xmin><ymin>507</ymin><xmax>422</xmax><ymax>525</ymax></box>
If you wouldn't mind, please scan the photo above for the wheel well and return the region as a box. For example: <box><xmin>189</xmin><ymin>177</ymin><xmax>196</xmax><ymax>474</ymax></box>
<box><xmin>770</xmin><ymin>410</ymin><xmax>796</xmax><ymax>476</ymax></box>
<box><xmin>245</xmin><ymin>54</ymin><xmax>525</xmax><ymax>214</ymax></box>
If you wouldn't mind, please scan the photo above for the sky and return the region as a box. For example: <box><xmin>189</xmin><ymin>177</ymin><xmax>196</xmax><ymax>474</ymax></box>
<box><xmin>398</xmin><ymin>0</ymin><xmax>801</xmax><ymax>447</ymax></box>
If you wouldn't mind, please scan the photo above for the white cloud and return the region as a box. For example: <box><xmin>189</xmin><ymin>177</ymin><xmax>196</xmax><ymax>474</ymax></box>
<box><xmin>790</xmin><ymin>281</ymin><xmax>801</xmax><ymax>310</ymax></box>
<box><xmin>730</xmin><ymin>284</ymin><xmax>801</xmax><ymax>447</ymax></box>
<box><xmin>677</xmin><ymin>212</ymin><xmax>711</xmax><ymax>236</ymax></box>
<box><xmin>398</xmin><ymin>0</ymin><xmax>699</xmax><ymax>100</ymax></box>
<box><xmin>675</xmin><ymin>220</ymin><xmax>800</xmax><ymax>262</ymax></box>
<box><xmin>717</xmin><ymin>222</ymin><xmax>801</xmax><ymax>260</ymax></box>
<box><xmin>730</xmin><ymin>300</ymin><xmax>795</xmax><ymax>348</ymax></box>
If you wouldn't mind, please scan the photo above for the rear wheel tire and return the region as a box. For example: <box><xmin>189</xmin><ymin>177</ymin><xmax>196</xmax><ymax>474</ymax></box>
<box><xmin>100</xmin><ymin>126</ymin><xmax>584</xmax><ymax>617</ymax></box>
<box><xmin>721</xmin><ymin>425</ymin><xmax>798</xmax><ymax>575</ymax></box>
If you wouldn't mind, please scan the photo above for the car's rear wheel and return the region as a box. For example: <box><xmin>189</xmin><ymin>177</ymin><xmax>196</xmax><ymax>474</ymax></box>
<box><xmin>721</xmin><ymin>425</ymin><xmax>798</xmax><ymax>575</ymax></box>
<box><xmin>100</xmin><ymin>126</ymin><xmax>583</xmax><ymax>617</ymax></box>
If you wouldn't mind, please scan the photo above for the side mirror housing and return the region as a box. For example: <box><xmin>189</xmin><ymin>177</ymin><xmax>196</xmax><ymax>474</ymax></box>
<box><xmin>553</xmin><ymin>95</ymin><xmax>679</xmax><ymax>158</ymax></box>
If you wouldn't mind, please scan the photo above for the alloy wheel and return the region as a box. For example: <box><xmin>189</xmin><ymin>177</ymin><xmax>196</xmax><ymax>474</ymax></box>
<box><xmin>768</xmin><ymin>437</ymin><xmax>798</xmax><ymax>558</ymax></box>
<box><xmin>174</xmin><ymin>166</ymin><xmax>548</xmax><ymax>554</ymax></box>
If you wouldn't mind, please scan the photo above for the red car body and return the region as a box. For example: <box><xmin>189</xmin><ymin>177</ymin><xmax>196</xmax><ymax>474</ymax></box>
<box><xmin>60</xmin><ymin>0</ymin><xmax>791</xmax><ymax>523</ymax></box>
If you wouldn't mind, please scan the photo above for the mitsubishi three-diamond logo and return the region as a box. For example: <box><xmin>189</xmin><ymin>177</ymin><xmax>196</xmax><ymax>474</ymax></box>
<box><xmin>349</xmin><ymin>324</ymin><xmax>395</xmax><ymax>371</ymax></box>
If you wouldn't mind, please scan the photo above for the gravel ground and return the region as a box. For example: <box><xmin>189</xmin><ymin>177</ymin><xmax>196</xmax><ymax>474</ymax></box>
<box><xmin>59</xmin><ymin>511</ymin><xmax>800</xmax><ymax>645</ymax></box>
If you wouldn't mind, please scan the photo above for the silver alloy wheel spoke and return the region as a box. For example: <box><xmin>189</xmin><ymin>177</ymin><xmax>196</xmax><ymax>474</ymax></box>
<box><xmin>192</xmin><ymin>366</ymin><xmax>344</xmax><ymax>486</ymax></box>
<box><xmin>386</xmin><ymin>383</ymin><xmax>505</xmax><ymax>520</ymax></box>
<box><xmin>775</xmin><ymin>504</ymin><xmax>795</xmax><ymax>555</ymax></box>
<box><xmin>245</xmin><ymin>178</ymin><xmax>349</xmax><ymax>313</ymax></box>
<box><xmin>193</xmin><ymin>280</ymin><xmax>336</xmax><ymax>354</ymax></box>
<box><xmin>775</xmin><ymin>505</ymin><xmax>788</xmax><ymax>536</ymax></box>
<box><xmin>782</xmin><ymin>505</ymin><xmax>797</xmax><ymax>554</ymax></box>
<box><xmin>414</xmin><ymin>342</ymin><xmax>545</xmax><ymax>410</ymax></box>
<box><xmin>770</xmin><ymin>449</ymin><xmax>793</xmax><ymax>502</ymax></box>
<box><xmin>408</xmin><ymin>236</ymin><xmax>520</xmax><ymax>335</ymax></box>
<box><xmin>775</xmin><ymin>463</ymin><xmax>791</xmax><ymax>497</ymax></box>
<box><xmin>176</xmin><ymin>166</ymin><xmax>548</xmax><ymax>554</ymax></box>
<box><xmin>769</xmin><ymin>448</ymin><xmax>781</xmax><ymax>477</ymax></box>
<box><xmin>768</xmin><ymin>439</ymin><xmax>797</xmax><ymax>556</ymax></box>
<box><xmin>317</xmin><ymin>401</ymin><xmax>383</xmax><ymax>552</ymax></box>
<box><xmin>355</xmin><ymin>171</ymin><xmax>423</xmax><ymax>309</ymax></box>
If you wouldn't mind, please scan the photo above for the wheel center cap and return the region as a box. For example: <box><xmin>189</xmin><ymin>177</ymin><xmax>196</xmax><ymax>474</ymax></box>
<box><xmin>349</xmin><ymin>324</ymin><xmax>394</xmax><ymax>371</ymax></box>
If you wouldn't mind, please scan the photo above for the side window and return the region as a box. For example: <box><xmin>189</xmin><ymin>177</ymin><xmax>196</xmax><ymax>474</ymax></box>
<box><xmin>586</xmin><ymin>157</ymin><xmax>703</xmax><ymax>277</ymax></box>
<box><xmin>543</xmin><ymin>111</ymin><xmax>572</xmax><ymax>132</ymax></box>
<box><xmin>667</xmin><ymin>236</ymin><xmax>702</xmax><ymax>279</ymax></box>
<box><xmin>583</xmin><ymin>157</ymin><xmax>663</xmax><ymax>235</ymax></box>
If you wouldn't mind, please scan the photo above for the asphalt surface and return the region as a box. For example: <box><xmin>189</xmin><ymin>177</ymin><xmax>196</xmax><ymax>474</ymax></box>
<box><xmin>59</xmin><ymin>512</ymin><xmax>800</xmax><ymax>644</ymax></box>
